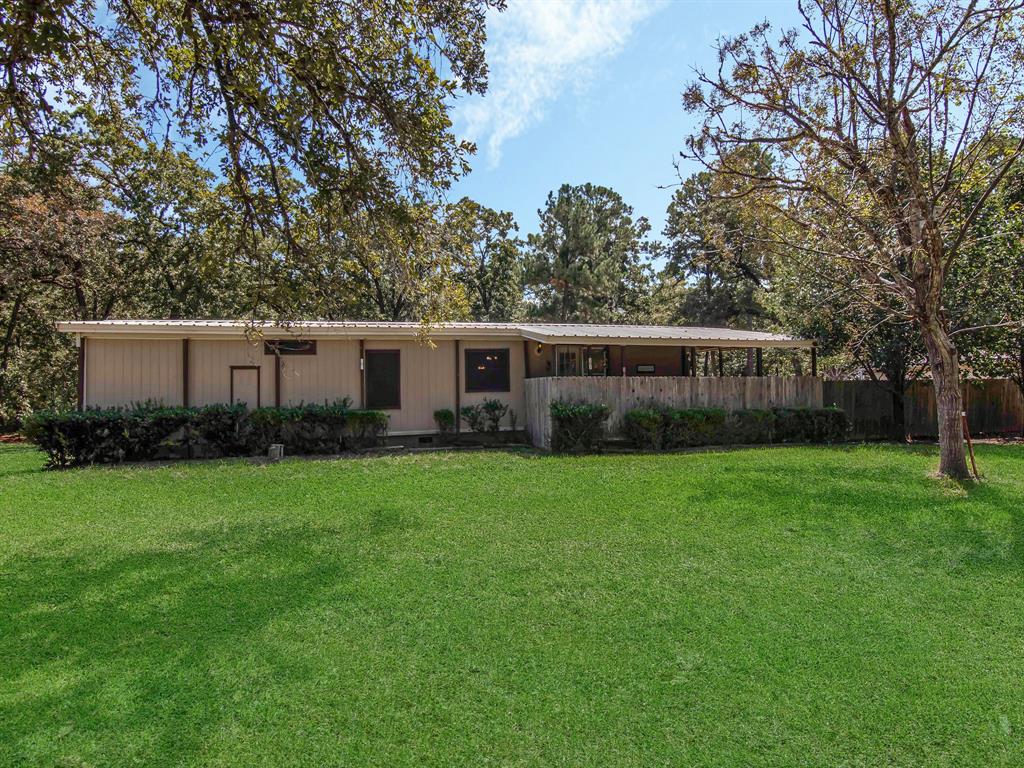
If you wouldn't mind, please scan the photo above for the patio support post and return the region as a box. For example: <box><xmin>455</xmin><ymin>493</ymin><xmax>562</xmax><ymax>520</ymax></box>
<box><xmin>718</xmin><ymin>348</ymin><xmax>724</xmax><ymax>377</ymax></box>
<box><xmin>756</xmin><ymin>348</ymin><xmax>764</xmax><ymax>377</ymax></box>
<box><xmin>811</xmin><ymin>344</ymin><xmax>818</xmax><ymax>377</ymax></box>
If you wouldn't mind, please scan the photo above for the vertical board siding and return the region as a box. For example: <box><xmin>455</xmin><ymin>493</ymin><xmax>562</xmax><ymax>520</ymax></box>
<box><xmin>366</xmin><ymin>340</ymin><xmax>455</xmax><ymax>433</ymax></box>
<box><xmin>824</xmin><ymin>379</ymin><xmax>1024</xmax><ymax>440</ymax></box>
<box><xmin>190</xmin><ymin>340</ymin><xmax>271</xmax><ymax>407</ymax></box>
<box><xmin>84</xmin><ymin>339</ymin><xmax>183</xmax><ymax>408</ymax></box>
<box><xmin>280</xmin><ymin>339</ymin><xmax>361</xmax><ymax>407</ymax></box>
<box><xmin>461</xmin><ymin>341</ymin><xmax>526</xmax><ymax>431</ymax></box>
<box><xmin>524</xmin><ymin>376</ymin><xmax>824</xmax><ymax>449</ymax></box>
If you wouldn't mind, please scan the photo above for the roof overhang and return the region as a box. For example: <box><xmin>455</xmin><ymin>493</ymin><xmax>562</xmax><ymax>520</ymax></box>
<box><xmin>517</xmin><ymin>326</ymin><xmax>814</xmax><ymax>349</ymax></box>
<box><xmin>54</xmin><ymin>320</ymin><xmax>524</xmax><ymax>341</ymax></box>
<box><xmin>55</xmin><ymin>320</ymin><xmax>814</xmax><ymax>348</ymax></box>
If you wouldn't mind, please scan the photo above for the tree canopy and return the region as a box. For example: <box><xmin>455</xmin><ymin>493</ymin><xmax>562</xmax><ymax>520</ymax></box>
<box><xmin>525</xmin><ymin>183</ymin><xmax>654</xmax><ymax>323</ymax></box>
<box><xmin>683</xmin><ymin>0</ymin><xmax>1024</xmax><ymax>477</ymax></box>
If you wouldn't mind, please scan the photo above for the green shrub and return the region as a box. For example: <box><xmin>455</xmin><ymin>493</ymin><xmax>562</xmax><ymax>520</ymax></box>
<box><xmin>620</xmin><ymin>405</ymin><xmax>849</xmax><ymax>450</ymax></box>
<box><xmin>189</xmin><ymin>404</ymin><xmax>248</xmax><ymax>456</ymax></box>
<box><xmin>460</xmin><ymin>403</ymin><xmax>487</xmax><ymax>433</ymax></box>
<box><xmin>622</xmin><ymin>407</ymin><xmax>663</xmax><ymax>450</ymax></box>
<box><xmin>434</xmin><ymin>408</ymin><xmax>455</xmax><ymax>434</ymax></box>
<box><xmin>772</xmin><ymin>406</ymin><xmax>848</xmax><ymax>443</ymax></box>
<box><xmin>726</xmin><ymin>409</ymin><xmax>776</xmax><ymax>444</ymax></box>
<box><xmin>550</xmin><ymin>401</ymin><xmax>610</xmax><ymax>453</ymax></box>
<box><xmin>481</xmin><ymin>399</ymin><xmax>509</xmax><ymax>434</ymax></box>
<box><xmin>664</xmin><ymin>408</ymin><xmax>727</xmax><ymax>448</ymax></box>
<box><xmin>23</xmin><ymin>400</ymin><xmax>388</xmax><ymax>468</ymax></box>
<box><xmin>346</xmin><ymin>409</ymin><xmax>390</xmax><ymax>448</ymax></box>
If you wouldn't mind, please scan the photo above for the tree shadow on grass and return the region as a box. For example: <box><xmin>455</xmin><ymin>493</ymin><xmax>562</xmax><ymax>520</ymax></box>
<box><xmin>0</xmin><ymin>521</ymin><xmax>362</xmax><ymax>767</ymax></box>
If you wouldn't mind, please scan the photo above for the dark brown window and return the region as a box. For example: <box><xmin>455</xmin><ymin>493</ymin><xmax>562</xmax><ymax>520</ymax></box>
<box><xmin>264</xmin><ymin>340</ymin><xmax>317</xmax><ymax>355</ymax></box>
<box><xmin>465</xmin><ymin>348</ymin><xmax>510</xmax><ymax>392</ymax></box>
<box><xmin>365</xmin><ymin>350</ymin><xmax>401</xmax><ymax>409</ymax></box>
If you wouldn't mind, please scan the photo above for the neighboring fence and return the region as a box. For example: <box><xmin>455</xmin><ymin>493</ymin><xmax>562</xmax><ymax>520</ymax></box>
<box><xmin>824</xmin><ymin>378</ymin><xmax>1024</xmax><ymax>440</ymax></box>
<box><xmin>524</xmin><ymin>376</ymin><xmax>823</xmax><ymax>449</ymax></box>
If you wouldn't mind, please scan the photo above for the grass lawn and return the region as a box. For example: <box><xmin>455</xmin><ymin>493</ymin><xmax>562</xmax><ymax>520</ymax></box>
<box><xmin>2</xmin><ymin>443</ymin><xmax>1024</xmax><ymax>766</ymax></box>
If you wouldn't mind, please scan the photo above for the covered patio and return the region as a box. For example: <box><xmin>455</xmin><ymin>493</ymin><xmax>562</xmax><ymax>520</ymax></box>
<box><xmin>519</xmin><ymin>324</ymin><xmax>817</xmax><ymax>379</ymax></box>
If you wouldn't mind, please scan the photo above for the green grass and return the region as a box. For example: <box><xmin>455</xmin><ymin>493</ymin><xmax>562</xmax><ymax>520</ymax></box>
<box><xmin>2</xmin><ymin>443</ymin><xmax>1024</xmax><ymax>767</ymax></box>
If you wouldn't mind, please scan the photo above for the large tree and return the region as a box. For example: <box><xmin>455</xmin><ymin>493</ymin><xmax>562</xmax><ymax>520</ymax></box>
<box><xmin>294</xmin><ymin>198</ymin><xmax>471</xmax><ymax>322</ymax></box>
<box><xmin>684</xmin><ymin>0</ymin><xmax>1024</xmax><ymax>478</ymax></box>
<box><xmin>448</xmin><ymin>198</ymin><xmax>523</xmax><ymax>322</ymax></box>
<box><xmin>949</xmin><ymin>141</ymin><xmax>1024</xmax><ymax>412</ymax></box>
<box><xmin>1</xmin><ymin>0</ymin><xmax>501</xmax><ymax>306</ymax></box>
<box><xmin>771</xmin><ymin>251</ymin><xmax>928</xmax><ymax>438</ymax></box>
<box><xmin>662</xmin><ymin>147</ymin><xmax>778</xmax><ymax>331</ymax></box>
<box><xmin>525</xmin><ymin>183</ymin><xmax>655</xmax><ymax>323</ymax></box>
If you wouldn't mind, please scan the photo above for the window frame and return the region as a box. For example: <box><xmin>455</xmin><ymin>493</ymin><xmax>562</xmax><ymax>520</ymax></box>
<box><xmin>364</xmin><ymin>349</ymin><xmax>401</xmax><ymax>410</ymax></box>
<box><xmin>464</xmin><ymin>347</ymin><xmax>511</xmax><ymax>393</ymax></box>
<box><xmin>264</xmin><ymin>339</ymin><xmax>317</xmax><ymax>355</ymax></box>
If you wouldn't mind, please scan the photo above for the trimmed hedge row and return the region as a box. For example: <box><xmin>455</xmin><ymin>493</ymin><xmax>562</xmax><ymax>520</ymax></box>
<box><xmin>622</xmin><ymin>406</ymin><xmax>848</xmax><ymax>450</ymax></box>
<box><xmin>22</xmin><ymin>401</ymin><xmax>389</xmax><ymax>468</ymax></box>
<box><xmin>550</xmin><ymin>401</ymin><xmax>611</xmax><ymax>453</ymax></box>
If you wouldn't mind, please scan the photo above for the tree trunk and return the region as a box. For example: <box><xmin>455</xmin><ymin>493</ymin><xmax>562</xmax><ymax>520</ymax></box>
<box><xmin>918</xmin><ymin>318</ymin><xmax>969</xmax><ymax>478</ymax></box>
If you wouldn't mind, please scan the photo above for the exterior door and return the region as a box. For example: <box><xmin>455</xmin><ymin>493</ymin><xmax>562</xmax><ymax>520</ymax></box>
<box><xmin>230</xmin><ymin>366</ymin><xmax>260</xmax><ymax>409</ymax></box>
<box><xmin>556</xmin><ymin>347</ymin><xmax>580</xmax><ymax>376</ymax></box>
<box><xmin>584</xmin><ymin>346</ymin><xmax>608</xmax><ymax>376</ymax></box>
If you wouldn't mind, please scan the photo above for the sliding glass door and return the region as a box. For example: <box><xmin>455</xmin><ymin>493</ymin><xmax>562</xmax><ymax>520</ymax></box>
<box><xmin>556</xmin><ymin>345</ymin><xmax>608</xmax><ymax>376</ymax></box>
<box><xmin>556</xmin><ymin>347</ymin><xmax>580</xmax><ymax>376</ymax></box>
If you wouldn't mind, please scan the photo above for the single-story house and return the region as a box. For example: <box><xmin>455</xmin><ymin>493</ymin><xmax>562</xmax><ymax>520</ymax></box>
<box><xmin>56</xmin><ymin>320</ymin><xmax>815</xmax><ymax>435</ymax></box>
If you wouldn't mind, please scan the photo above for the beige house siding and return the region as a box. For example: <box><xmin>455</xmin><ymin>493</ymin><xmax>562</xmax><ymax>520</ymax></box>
<box><xmin>80</xmin><ymin>334</ymin><xmax>527</xmax><ymax>433</ymax></box>
<box><xmin>362</xmin><ymin>339</ymin><xmax>455</xmax><ymax>433</ymax></box>
<box><xmin>525</xmin><ymin>340</ymin><xmax>554</xmax><ymax>378</ymax></box>
<box><xmin>190</xmin><ymin>340</ymin><xmax>274</xmax><ymax>408</ymax></box>
<box><xmin>461</xmin><ymin>340</ymin><xmax>525</xmax><ymax>429</ymax></box>
<box><xmin>280</xmin><ymin>339</ymin><xmax>360</xmax><ymax>407</ymax></box>
<box><xmin>85</xmin><ymin>338</ymin><xmax>183</xmax><ymax>408</ymax></box>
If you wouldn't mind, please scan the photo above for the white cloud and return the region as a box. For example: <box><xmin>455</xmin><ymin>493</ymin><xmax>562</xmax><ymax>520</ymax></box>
<box><xmin>457</xmin><ymin>0</ymin><xmax>666</xmax><ymax>167</ymax></box>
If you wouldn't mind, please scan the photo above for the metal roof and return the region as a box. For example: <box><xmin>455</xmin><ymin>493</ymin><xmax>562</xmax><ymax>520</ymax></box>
<box><xmin>55</xmin><ymin>319</ymin><xmax>813</xmax><ymax>348</ymax></box>
<box><xmin>517</xmin><ymin>323</ymin><xmax>811</xmax><ymax>347</ymax></box>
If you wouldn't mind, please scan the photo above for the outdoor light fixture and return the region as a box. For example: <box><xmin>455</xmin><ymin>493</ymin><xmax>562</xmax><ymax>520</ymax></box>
<box><xmin>536</xmin><ymin>343</ymin><xmax>543</xmax><ymax>354</ymax></box>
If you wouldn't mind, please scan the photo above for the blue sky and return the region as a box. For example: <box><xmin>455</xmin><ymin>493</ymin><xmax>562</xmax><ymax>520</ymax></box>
<box><xmin>450</xmin><ymin>0</ymin><xmax>802</xmax><ymax>244</ymax></box>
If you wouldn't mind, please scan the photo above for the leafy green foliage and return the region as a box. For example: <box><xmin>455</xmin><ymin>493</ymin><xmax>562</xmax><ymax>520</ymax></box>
<box><xmin>622</xmin><ymin>407</ymin><xmax>663</xmax><ymax>449</ymax></box>
<box><xmin>480</xmin><ymin>399</ymin><xmax>509</xmax><ymax>434</ymax></box>
<box><xmin>22</xmin><ymin>401</ymin><xmax>388</xmax><ymax>468</ymax></box>
<box><xmin>549</xmin><ymin>401</ymin><xmax>610</xmax><ymax>453</ymax></box>
<box><xmin>434</xmin><ymin>408</ymin><xmax>456</xmax><ymax>434</ymax></box>
<box><xmin>449</xmin><ymin>198</ymin><xmax>524</xmax><ymax>321</ymax></box>
<box><xmin>525</xmin><ymin>183</ymin><xmax>654</xmax><ymax>323</ymax></box>
<box><xmin>460</xmin><ymin>403</ymin><xmax>488</xmax><ymax>433</ymax></box>
<box><xmin>622</xmin><ymin>406</ymin><xmax>848</xmax><ymax>449</ymax></box>
<box><xmin>2</xmin><ymin>0</ymin><xmax>499</xmax><ymax>249</ymax></box>
<box><xmin>661</xmin><ymin>147</ymin><xmax>776</xmax><ymax>331</ymax></box>
<box><xmin>771</xmin><ymin>407</ymin><xmax>849</xmax><ymax>445</ymax></box>
<box><xmin>460</xmin><ymin>399</ymin><xmax>509</xmax><ymax>435</ymax></box>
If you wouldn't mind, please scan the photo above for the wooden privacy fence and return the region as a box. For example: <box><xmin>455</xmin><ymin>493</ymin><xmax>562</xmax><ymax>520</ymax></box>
<box><xmin>524</xmin><ymin>376</ymin><xmax>823</xmax><ymax>449</ymax></box>
<box><xmin>823</xmin><ymin>378</ymin><xmax>1024</xmax><ymax>440</ymax></box>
